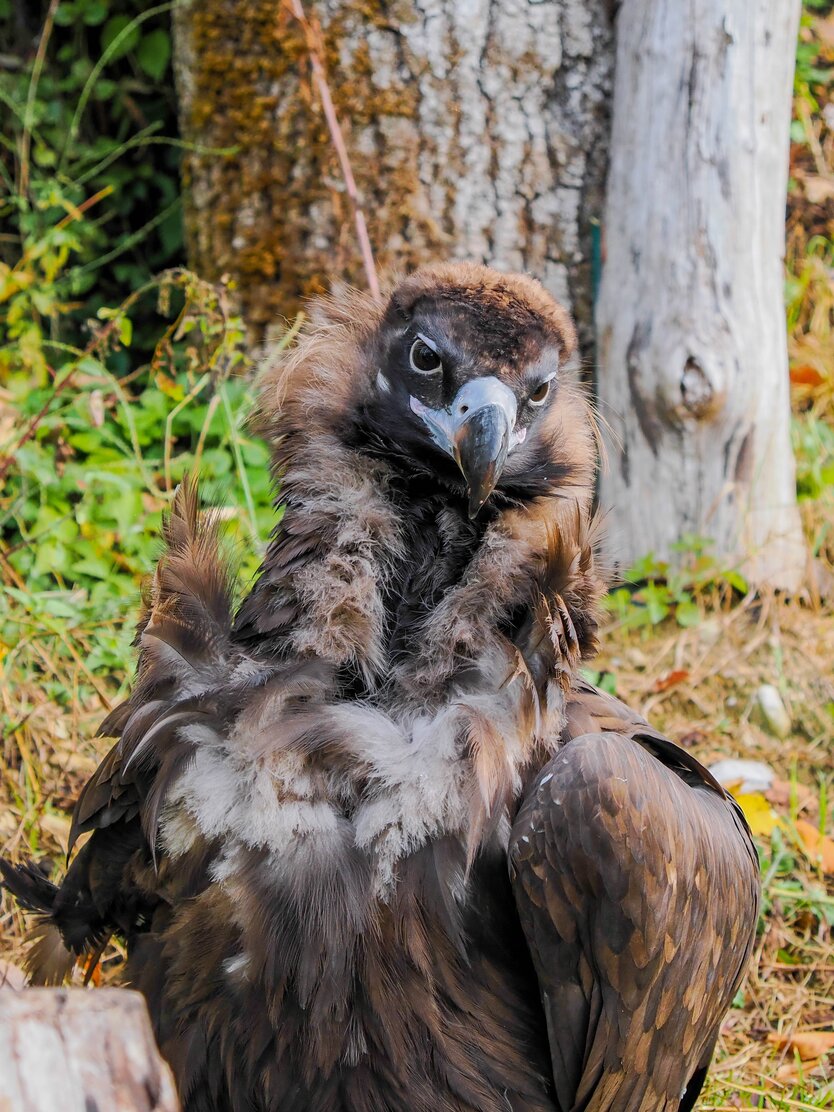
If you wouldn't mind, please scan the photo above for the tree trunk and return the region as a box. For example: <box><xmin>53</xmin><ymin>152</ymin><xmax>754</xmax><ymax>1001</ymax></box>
<box><xmin>596</xmin><ymin>0</ymin><xmax>806</xmax><ymax>589</ymax></box>
<box><xmin>172</xmin><ymin>0</ymin><xmax>614</xmax><ymax>347</ymax></box>
<box><xmin>0</xmin><ymin>988</ymin><xmax>179</xmax><ymax>1111</ymax></box>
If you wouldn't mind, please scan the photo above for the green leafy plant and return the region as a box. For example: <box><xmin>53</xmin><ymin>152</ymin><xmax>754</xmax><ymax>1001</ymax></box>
<box><xmin>0</xmin><ymin>0</ymin><xmax>196</xmax><ymax>358</ymax></box>
<box><xmin>2</xmin><ymin>263</ymin><xmax>275</xmax><ymax>587</ymax></box>
<box><xmin>793</xmin><ymin>413</ymin><xmax>834</xmax><ymax>503</ymax></box>
<box><xmin>603</xmin><ymin>535</ymin><xmax>749</xmax><ymax>632</ymax></box>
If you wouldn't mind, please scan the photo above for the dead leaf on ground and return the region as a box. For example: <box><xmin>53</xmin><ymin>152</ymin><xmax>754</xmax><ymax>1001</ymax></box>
<box><xmin>651</xmin><ymin>669</ymin><xmax>689</xmax><ymax>693</ymax></box>
<box><xmin>802</xmin><ymin>174</ymin><xmax>834</xmax><ymax>205</ymax></box>
<box><xmin>790</xmin><ymin>364</ymin><xmax>826</xmax><ymax>387</ymax></box>
<box><xmin>731</xmin><ymin>791</ymin><xmax>784</xmax><ymax>838</ymax></box>
<box><xmin>767</xmin><ymin>1029</ymin><xmax>834</xmax><ymax>1061</ymax></box>
<box><xmin>773</xmin><ymin>1058</ymin><xmax>822</xmax><ymax>1084</ymax></box>
<box><xmin>0</xmin><ymin>960</ymin><xmax>27</xmax><ymax>992</ymax></box>
<box><xmin>794</xmin><ymin>818</ymin><xmax>834</xmax><ymax>874</ymax></box>
<box><xmin>765</xmin><ymin>777</ymin><xmax>816</xmax><ymax>816</ymax></box>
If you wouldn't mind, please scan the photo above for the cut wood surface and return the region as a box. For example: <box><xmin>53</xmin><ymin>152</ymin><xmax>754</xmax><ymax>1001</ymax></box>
<box><xmin>0</xmin><ymin>988</ymin><xmax>179</xmax><ymax>1112</ymax></box>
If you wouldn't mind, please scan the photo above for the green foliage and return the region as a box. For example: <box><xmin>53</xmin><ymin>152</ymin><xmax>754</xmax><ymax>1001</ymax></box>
<box><xmin>0</xmin><ymin>254</ymin><xmax>280</xmax><ymax>692</ymax></box>
<box><xmin>0</xmin><ymin>5</ymin><xmax>277</xmax><ymax>748</ymax></box>
<box><xmin>793</xmin><ymin>0</ymin><xmax>833</xmax><ymax>115</ymax></box>
<box><xmin>3</xmin><ymin>266</ymin><xmax>273</xmax><ymax>556</ymax></box>
<box><xmin>578</xmin><ymin>667</ymin><xmax>618</xmax><ymax>696</ymax></box>
<box><xmin>0</xmin><ymin>0</ymin><xmax>185</xmax><ymax>357</ymax></box>
<box><xmin>0</xmin><ymin>4</ymin><xmax>270</xmax><ymax>698</ymax></box>
<box><xmin>793</xmin><ymin>414</ymin><xmax>834</xmax><ymax>504</ymax></box>
<box><xmin>603</xmin><ymin>536</ymin><xmax>748</xmax><ymax>633</ymax></box>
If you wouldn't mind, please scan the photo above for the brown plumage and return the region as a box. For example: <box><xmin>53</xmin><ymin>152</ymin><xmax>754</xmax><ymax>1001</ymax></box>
<box><xmin>1</xmin><ymin>262</ymin><xmax>758</xmax><ymax>1112</ymax></box>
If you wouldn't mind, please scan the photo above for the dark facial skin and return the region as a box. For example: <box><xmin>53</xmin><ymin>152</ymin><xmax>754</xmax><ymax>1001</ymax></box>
<box><xmin>351</xmin><ymin>296</ymin><xmax>567</xmax><ymax>516</ymax></box>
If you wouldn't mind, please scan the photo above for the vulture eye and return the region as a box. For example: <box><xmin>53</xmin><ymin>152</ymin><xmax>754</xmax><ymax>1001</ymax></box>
<box><xmin>529</xmin><ymin>379</ymin><xmax>552</xmax><ymax>406</ymax></box>
<box><xmin>409</xmin><ymin>338</ymin><xmax>443</xmax><ymax>374</ymax></box>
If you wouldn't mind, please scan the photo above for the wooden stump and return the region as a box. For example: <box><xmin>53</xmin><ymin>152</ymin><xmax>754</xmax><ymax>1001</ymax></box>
<box><xmin>0</xmin><ymin>988</ymin><xmax>179</xmax><ymax>1111</ymax></box>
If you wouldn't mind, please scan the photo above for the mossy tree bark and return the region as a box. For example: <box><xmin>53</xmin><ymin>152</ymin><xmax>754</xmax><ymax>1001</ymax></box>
<box><xmin>172</xmin><ymin>0</ymin><xmax>614</xmax><ymax>346</ymax></box>
<box><xmin>596</xmin><ymin>0</ymin><xmax>806</xmax><ymax>589</ymax></box>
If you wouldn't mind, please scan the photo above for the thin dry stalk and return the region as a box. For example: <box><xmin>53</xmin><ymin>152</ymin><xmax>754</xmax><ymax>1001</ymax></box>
<box><xmin>283</xmin><ymin>0</ymin><xmax>381</xmax><ymax>302</ymax></box>
<box><xmin>18</xmin><ymin>0</ymin><xmax>60</xmax><ymax>198</ymax></box>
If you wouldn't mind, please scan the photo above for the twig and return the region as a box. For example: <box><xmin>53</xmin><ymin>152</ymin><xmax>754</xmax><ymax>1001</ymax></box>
<box><xmin>18</xmin><ymin>0</ymin><xmax>60</xmax><ymax>198</ymax></box>
<box><xmin>283</xmin><ymin>0</ymin><xmax>381</xmax><ymax>301</ymax></box>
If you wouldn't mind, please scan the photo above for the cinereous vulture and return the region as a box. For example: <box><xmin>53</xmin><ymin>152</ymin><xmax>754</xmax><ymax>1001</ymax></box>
<box><xmin>2</xmin><ymin>263</ymin><xmax>759</xmax><ymax>1112</ymax></box>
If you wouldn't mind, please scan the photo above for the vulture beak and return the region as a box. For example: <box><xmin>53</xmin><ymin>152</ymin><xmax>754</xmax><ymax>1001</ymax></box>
<box><xmin>411</xmin><ymin>377</ymin><xmax>519</xmax><ymax>518</ymax></box>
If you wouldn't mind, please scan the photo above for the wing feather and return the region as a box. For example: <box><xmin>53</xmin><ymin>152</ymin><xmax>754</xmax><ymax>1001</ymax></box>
<box><xmin>510</xmin><ymin>684</ymin><xmax>759</xmax><ymax>1112</ymax></box>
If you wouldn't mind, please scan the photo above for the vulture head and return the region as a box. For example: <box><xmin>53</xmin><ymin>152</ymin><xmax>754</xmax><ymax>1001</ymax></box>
<box><xmin>356</xmin><ymin>264</ymin><xmax>581</xmax><ymax>518</ymax></box>
<box><xmin>262</xmin><ymin>261</ymin><xmax>595</xmax><ymax>526</ymax></box>
<box><xmin>247</xmin><ymin>259</ymin><xmax>602</xmax><ymax>714</ymax></box>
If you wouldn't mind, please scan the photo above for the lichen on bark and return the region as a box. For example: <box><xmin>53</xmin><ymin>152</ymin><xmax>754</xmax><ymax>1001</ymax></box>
<box><xmin>173</xmin><ymin>0</ymin><xmax>614</xmax><ymax>346</ymax></box>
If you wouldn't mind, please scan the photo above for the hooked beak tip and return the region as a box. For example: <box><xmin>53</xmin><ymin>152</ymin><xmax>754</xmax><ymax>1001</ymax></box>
<box><xmin>467</xmin><ymin>488</ymin><xmax>491</xmax><ymax>520</ymax></box>
<box><xmin>412</xmin><ymin>377</ymin><xmax>518</xmax><ymax>515</ymax></box>
<box><xmin>455</xmin><ymin>408</ymin><xmax>511</xmax><ymax>518</ymax></box>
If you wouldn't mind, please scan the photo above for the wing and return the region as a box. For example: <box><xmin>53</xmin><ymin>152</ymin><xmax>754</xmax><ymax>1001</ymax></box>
<box><xmin>510</xmin><ymin>683</ymin><xmax>759</xmax><ymax>1112</ymax></box>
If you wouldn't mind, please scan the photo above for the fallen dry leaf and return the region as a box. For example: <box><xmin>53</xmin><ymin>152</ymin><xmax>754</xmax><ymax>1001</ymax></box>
<box><xmin>0</xmin><ymin>960</ymin><xmax>27</xmax><ymax>992</ymax></box>
<box><xmin>732</xmin><ymin>791</ymin><xmax>784</xmax><ymax>838</ymax></box>
<box><xmin>802</xmin><ymin>174</ymin><xmax>834</xmax><ymax>205</ymax></box>
<box><xmin>79</xmin><ymin>951</ymin><xmax>103</xmax><ymax>987</ymax></box>
<box><xmin>765</xmin><ymin>777</ymin><xmax>816</xmax><ymax>816</ymax></box>
<box><xmin>773</xmin><ymin>1058</ymin><xmax>821</xmax><ymax>1084</ymax></box>
<box><xmin>794</xmin><ymin>819</ymin><xmax>834</xmax><ymax>874</ymax></box>
<box><xmin>767</xmin><ymin>1029</ymin><xmax>834</xmax><ymax>1061</ymax></box>
<box><xmin>651</xmin><ymin>669</ymin><xmax>689</xmax><ymax>693</ymax></box>
<box><xmin>790</xmin><ymin>364</ymin><xmax>826</xmax><ymax>388</ymax></box>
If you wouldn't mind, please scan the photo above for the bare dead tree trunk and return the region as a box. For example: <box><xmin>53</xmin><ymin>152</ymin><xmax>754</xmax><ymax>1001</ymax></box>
<box><xmin>596</xmin><ymin>0</ymin><xmax>806</xmax><ymax>589</ymax></box>
<box><xmin>172</xmin><ymin>0</ymin><xmax>614</xmax><ymax>346</ymax></box>
<box><xmin>0</xmin><ymin>989</ymin><xmax>179</xmax><ymax>1111</ymax></box>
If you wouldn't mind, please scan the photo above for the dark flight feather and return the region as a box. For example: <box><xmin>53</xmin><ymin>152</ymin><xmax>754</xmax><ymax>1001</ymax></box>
<box><xmin>510</xmin><ymin>682</ymin><xmax>759</xmax><ymax>1112</ymax></box>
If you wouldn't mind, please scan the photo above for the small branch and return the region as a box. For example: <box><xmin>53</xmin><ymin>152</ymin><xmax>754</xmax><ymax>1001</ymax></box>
<box><xmin>18</xmin><ymin>0</ymin><xmax>60</xmax><ymax>198</ymax></box>
<box><xmin>284</xmin><ymin>0</ymin><xmax>381</xmax><ymax>302</ymax></box>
